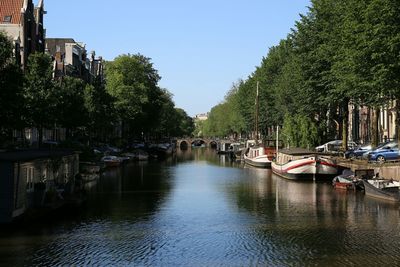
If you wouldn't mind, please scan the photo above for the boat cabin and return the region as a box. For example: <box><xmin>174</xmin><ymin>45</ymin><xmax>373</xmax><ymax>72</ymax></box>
<box><xmin>275</xmin><ymin>148</ymin><xmax>317</xmax><ymax>164</ymax></box>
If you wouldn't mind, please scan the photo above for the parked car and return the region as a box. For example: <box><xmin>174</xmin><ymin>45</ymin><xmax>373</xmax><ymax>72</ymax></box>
<box><xmin>344</xmin><ymin>144</ymin><xmax>372</xmax><ymax>159</ymax></box>
<box><xmin>368</xmin><ymin>142</ymin><xmax>399</xmax><ymax>163</ymax></box>
<box><xmin>362</xmin><ymin>141</ymin><xmax>397</xmax><ymax>159</ymax></box>
<box><xmin>316</xmin><ymin>140</ymin><xmax>357</xmax><ymax>153</ymax></box>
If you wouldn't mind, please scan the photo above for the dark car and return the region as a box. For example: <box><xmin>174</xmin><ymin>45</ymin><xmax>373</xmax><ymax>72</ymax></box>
<box><xmin>344</xmin><ymin>144</ymin><xmax>372</xmax><ymax>159</ymax></box>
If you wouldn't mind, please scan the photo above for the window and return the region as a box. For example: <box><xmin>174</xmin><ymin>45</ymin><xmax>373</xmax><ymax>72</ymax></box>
<box><xmin>3</xmin><ymin>15</ymin><xmax>11</xmax><ymax>22</ymax></box>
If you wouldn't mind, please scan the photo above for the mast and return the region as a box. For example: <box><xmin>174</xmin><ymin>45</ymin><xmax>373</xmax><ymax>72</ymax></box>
<box><xmin>255</xmin><ymin>81</ymin><xmax>259</xmax><ymax>142</ymax></box>
<box><xmin>276</xmin><ymin>125</ymin><xmax>279</xmax><ymax>156</ymax></box>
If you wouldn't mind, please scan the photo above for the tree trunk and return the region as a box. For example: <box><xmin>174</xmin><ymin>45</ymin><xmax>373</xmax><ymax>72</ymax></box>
<box><xmin>342</xmin><ymin>102</ymin><xmax>349</xmax><ymax>152</ymax></box>
<box><xmin>65</xmin><ymin>128</ymin><xmax>71</xmax><ymax>140</ymax></box>
<box><xmin>396</xmin><ymin>101</ymin><xmax>400</xmax><ymax>147</ymax></box>
<box><xmin>371</xmin><ymin>107</ymin><xmax>380</xmax><ymax>148</ymax></box>
<box><xmin>38</xmin><ymin>126</ymin><xmax>43</xmax><ymax>148</ymax></box>
<box><xmin>338</xmin><ymin>108</ymin><xmax>343</xmax><ymax>140</ymax></box>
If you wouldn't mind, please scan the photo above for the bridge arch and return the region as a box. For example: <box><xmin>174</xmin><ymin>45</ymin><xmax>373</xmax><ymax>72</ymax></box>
<box><xmin>176</xmin><ymin>138</ymin><xmax>219</xmax><ymax>149</ymax></box>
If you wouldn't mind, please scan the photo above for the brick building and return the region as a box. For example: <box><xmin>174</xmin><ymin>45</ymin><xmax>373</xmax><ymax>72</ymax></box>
<box><xmin>0</xmin><ymin>0</ymin><xmax>45</xmax><ymax>69</ymax></box>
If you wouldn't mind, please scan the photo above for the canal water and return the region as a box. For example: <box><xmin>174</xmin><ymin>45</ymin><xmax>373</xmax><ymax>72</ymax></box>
<box><xmin>1</xmin><ymin>148</ymin><xmax>400</xmax><ymax>266</ymax></box>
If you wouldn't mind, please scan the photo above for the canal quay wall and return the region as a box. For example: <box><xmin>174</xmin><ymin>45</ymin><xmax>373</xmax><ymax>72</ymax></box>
<box><xmin>337</xmin><ymin>159</ymin><xmax>400</xmax><ymax>180</ymax></box>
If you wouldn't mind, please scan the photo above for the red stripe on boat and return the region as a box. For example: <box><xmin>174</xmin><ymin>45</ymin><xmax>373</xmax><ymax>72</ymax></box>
<box><xmin>281</xmin><ymin>160</ymin><xmax>315</xmax><ymax>172</ymax></box>
<box><xmin>319</xmin><ymin>161</ymin><xmax>338</xmax><ymax>168</ymax></box>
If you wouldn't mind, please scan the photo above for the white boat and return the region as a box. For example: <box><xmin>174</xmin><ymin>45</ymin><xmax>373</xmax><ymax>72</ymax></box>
<box><xmin>101</xmin><ymin>155</ymin><xmax>122</xmax><ymax>167</ymax></box>
<box><xmin>363</xmin><ymin>177</ymin><xmax>400</xmax><ymax>202</ymax></box>
<box><xmin>243</xmin><ymin>140</ymin><xmax>273</xmax><ymax>168</ymax></box>
<box><xmin>271</xmin><ymin>148</ymin><xmax>340</xmax><ymax>180</ymax></box>
<box><xmin>244</xmin><ymin>146</ymin><xmax>272</xmax><ymax>168</ymax></box>
<box><xmin>243</xmin><ymin>82</ymin><xmax>273</xmax><ymax>168</ymax></box>
<box><xmin>135</xmin><ymin>150</ymin><xmax>149</xmax><ymax>161</ymax></box>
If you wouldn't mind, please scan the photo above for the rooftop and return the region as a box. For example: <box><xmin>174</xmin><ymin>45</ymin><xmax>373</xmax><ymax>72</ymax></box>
<box><xmin>0</xmin><ymin>0</ymin><xmax>24</xmax><ymax>24</ymax></box>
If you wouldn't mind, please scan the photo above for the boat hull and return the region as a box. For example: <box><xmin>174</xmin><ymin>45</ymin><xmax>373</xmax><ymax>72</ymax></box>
<box><xmin>243</xmin><ymin>146</ymin><xmax>272</xmax><ymax>169</ymax></box>
<box><xmin>333</xmin><ymin>181</ymin><xmax>355</xmax><ymax>190</ymax></box>
<box><xmin>244</xmin><ymin>156</ymin><xmax>271</xmax><ymax>168</ymax></box>
<box><xmin>103</xmin><ymin>161</ymin><xmax>121</xmax><ymax>167</ymax></box>
<box><xmin>272</xmin><ymin>157</ymin><xmax>339</xmax><ymax>180</ymax></box>
<box><xmin>363</xmin><ymin>180</ymin><xmax>400</xmax><ymax>202</ymax></box>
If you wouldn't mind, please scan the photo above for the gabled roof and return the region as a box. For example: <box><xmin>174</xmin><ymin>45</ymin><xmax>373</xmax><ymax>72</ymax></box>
<box><xmin>0</xmin><ymin>0</ymin><xmax>24</xmax><ymax>24</ymax></box>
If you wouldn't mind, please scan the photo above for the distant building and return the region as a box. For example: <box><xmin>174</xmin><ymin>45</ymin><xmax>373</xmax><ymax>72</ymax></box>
<box><xmin>46</xmin><ymin>38</ymin><xmax>104</xmax><ymax>84</ymax></box>
<box><xmin>89</xmin><ymin>50</ymin><xmax>104</xmax><ymax>84</ymax></box>
<box><xmin>46</xmin><ymin>38</ymin><xmax>88</xmax><ymax>80</ymax></box>
<box><xmin>348</xmin><ymin>101</ymin><xmax>398</xmax><ymax>144</ymax></box>
<box><xmin>194</xmin><ymin>113</ymin><xmax>208</xmax><ymax>121</ymax></box>
<box><xmin>0</xmin><ymin>0</ymin><xmax>46</xmax><ymax>69</ymax></box>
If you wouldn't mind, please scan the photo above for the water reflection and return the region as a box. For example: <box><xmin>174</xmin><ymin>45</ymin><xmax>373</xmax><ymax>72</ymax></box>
<box><xmin>227</xmin><ymin>169</ymin><xmax>400</xmax><ymax>265</ymax></box>
<box><xmin>0</xmin><ymin>148</ymin><xmax>400</xmax><ymax>266</ymax></box>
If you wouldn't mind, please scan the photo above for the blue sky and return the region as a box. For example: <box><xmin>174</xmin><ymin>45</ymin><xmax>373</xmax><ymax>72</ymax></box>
<box><xmin>44</xmin><ymin>0</ymin><xmax>311</xmax><ymax>116</ymax></box>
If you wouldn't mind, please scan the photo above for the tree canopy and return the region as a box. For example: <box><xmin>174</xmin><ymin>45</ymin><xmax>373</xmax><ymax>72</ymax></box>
<box><xmin>202</xmin><ymin>0</ymin><xmax>400</xmax><ymax>149</ymax></box>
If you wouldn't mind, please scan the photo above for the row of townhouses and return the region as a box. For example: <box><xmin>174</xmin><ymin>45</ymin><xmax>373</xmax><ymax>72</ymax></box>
<box><xmin>0</xmin><ymin>0</ymin><xmax>89</xmax><ymax>223</ymax></box>
<box><xmin>0</xmin><ymin>0</ymin><xmax>104</xmax><ymax>145</ymax></box>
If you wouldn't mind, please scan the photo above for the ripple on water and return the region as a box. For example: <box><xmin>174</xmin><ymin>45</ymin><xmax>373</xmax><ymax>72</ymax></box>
<box><xmin>13</xmin><ymin>154</ymin><xmax>400</xmax><ymax>266</ymax></box>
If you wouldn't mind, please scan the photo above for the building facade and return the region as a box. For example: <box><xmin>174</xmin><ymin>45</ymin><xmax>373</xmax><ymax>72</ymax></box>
<box><xmin>45</xmin><ymin>38</ymin><xmax>104</xmax><ymax>84</ymax></box>
<box><xmin>0</xmin><ymin>0</ymin><xmax>45</xmax><ymax>69</ymax></box>
<box><xmin>348</xmin><ymin>101</ymin><xmax>398</xmax><ymax>144</ymax></box>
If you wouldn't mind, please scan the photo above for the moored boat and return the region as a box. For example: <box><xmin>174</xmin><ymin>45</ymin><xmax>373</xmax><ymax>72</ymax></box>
<box><xmin>272</xmin><ymin>148</ymin><xmax>340</xmax><ymax>180</ymax></box>
<box><xmin>101</xmin><ymin>155</ymin><xmax>122</xmax><ymax>167</ymax></box>
<box><xmin>243</xmin><ymin>140</ymin><xmax>272</xmax><ymax>168</ymax></box>
<box><xmin>332</xmin><ymin>169</ymin><xmax>355</xmax><ymax>190</ymax></box>
<box><xmin>363</xmin><ymin>177</ymin><xmax>400</xmax><ymax>202</ymax></box>
<box><xmin>229</xmin><ymin>142</ymin><xmax>245</xmax><ymax>160</ymax></box>
<box><xmin>135</xmin><ymin>150</ymin><xmax>149</xmax><ymax>161</ymax></box>
<box><xmin>217</xmin><ymin>141</ymin><xmax>232</xmax><ymax>154</ymax></box>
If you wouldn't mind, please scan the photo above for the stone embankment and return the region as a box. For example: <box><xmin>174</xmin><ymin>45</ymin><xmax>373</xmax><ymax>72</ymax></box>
<box><xmin>337</xmin><ymin>158</ymin><xmax>400</xmax><ymax>180</ymax></box>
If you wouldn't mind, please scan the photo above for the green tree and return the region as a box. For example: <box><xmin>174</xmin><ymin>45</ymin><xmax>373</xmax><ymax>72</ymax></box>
<box><xmin>176</xmin><ymin>108</ymin><xmax>195</xmax><ymax>137</ymax></box>
<box><xmin>84</xmin><ymin>79</ymin><xmax>115</xmax><ymax>143</ymax></box>
<box><xmin>0</xmin><ymin>31</ymin><xmax>24</xmax><ymax>145</ymax></box>
<box><xmin>55</xmin><ymin>76</ymin><xmax>88</xmax><ymax>139</ymax></box>
<box><xmin>351</xmin><ymin>0</ymin><xmax>400</xmax><ymax>146</ymax></box>
<box><xmin>105</xmin><ymin>54</ymin><xmax>161</xmax><ymax>138</ymax></box>
<box><xmin>23</xmin><ymin>53</ymin><xmax>56</xmax><ymax>147</ymax></box>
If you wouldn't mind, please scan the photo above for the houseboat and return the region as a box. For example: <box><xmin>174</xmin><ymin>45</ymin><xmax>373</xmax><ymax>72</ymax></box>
<box><xmin>272</xmin><ymin>148</ymin><xmax>340</xmax><ymax>180</ymax></box>
<box><xmin>243</xmin><ymin>139</ymin><xmax>278</xmax><ymax>168</ymax></box>
<box><xmin>0</xmin><ymin>150</ymin><xmax>80</xmax><ymax>223</ymax></box>
<box><xmin>243</xmin><ymin>140</ymin><xmax>271</xmax><ymax>168</ymax></box>
<box><xmin>363</xmin><ymin>175</ymin><xmax>400</xmax><ymax>202</ymax></box>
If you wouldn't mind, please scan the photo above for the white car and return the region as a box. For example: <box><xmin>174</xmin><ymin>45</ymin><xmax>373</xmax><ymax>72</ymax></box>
<box><xmin>316</xmin><ymin>140</ymin><xmax>357</xmax><ymax>153</ymax></box>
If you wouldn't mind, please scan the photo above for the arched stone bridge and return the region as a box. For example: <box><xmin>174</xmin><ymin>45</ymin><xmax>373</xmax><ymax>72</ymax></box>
<box><xmin>176</xmin><ymin>138</ymin><xmax>219</xmax><ymax>149</ymax></box>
